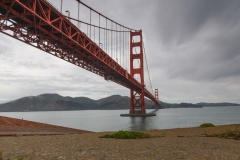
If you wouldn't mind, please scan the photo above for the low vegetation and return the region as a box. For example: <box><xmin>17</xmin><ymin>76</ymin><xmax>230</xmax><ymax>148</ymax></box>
<box><xmin>0</xmin><ymin>152</ymin><xmax>29</xmax><ymax>160</ymax></box>
<box><xmin>207</xmin><ymin>130</ymin><xmax>240</xmax><ymax>140</ymax></box>
<box><xmin>99</xmin><ymin>130</ymin><xmax>151</xmax><ymax>139</ymax></box>
<box><xmin>199</xmin><ymin>123</ymin><xmax>215</xmax><ymax>128</ymax></box>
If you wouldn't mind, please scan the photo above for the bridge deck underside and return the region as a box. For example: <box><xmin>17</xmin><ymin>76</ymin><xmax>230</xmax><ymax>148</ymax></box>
<box><xmin>0</xmin><ymin>0</ymin><xmax>159</xmax><ymax>105</ymax></box>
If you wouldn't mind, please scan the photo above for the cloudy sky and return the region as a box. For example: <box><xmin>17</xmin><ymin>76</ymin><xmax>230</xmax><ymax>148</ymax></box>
<box><xmin>0</xmin><ymin>0</ymin><xmax>240</xmax><ymax>104</ymax></box>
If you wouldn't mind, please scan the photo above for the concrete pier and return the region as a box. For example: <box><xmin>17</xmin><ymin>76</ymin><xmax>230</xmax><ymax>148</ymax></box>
<box><xmin>120</xmin><ymin>113</ymin><xmax>156</xmax><ymax>117</ymax></box>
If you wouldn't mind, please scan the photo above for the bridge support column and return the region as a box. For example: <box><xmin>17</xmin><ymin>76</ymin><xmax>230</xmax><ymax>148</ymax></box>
<box><xmin>155</xmin><ymin>89</ymin><xmax>159</xmax><ymax>101</ymax></box>
<box><xmin>121</xmin><ymin>31</ymin><xmax>158</xmax><ymax>116</ymax></box>
<box><xmin>154</xmin><ymin>89</ymin><xmax>160</xmax><ymax>109</ymax></box>
<box><xmin>129</xmin><ymin>30</ymin><xmax>146</xmax><ymax>115</ymax></box>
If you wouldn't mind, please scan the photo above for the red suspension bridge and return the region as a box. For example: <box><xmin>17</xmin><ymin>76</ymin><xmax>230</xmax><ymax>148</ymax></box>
<box><xmin>0</xmin><ymin>0</ymin><xmax>160</xmax><ymax>116</ymax></box>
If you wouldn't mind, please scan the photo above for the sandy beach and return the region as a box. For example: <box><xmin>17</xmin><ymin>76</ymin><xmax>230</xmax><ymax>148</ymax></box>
<box><xmin>0</xmin><ymin>116</ymin><xmax>240</xmax><ymax>160</ymax></box>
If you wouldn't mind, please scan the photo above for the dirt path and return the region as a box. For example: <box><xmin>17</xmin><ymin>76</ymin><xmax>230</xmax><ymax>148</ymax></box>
<box><xmin>0</xmin><ymin>116</ymin><xmax>92</xmax><ymax>135</ymax></box>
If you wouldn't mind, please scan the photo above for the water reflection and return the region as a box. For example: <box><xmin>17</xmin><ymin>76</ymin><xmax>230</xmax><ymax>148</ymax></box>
<box><xmin>128</xmin><ymin>109</ymin><xmax>160</xmax><ymax>131</ymax></box>
<box><xmin>129</xmin><ymin>117</ymin><xmax>146</xmax><ymax>130</ymax></box>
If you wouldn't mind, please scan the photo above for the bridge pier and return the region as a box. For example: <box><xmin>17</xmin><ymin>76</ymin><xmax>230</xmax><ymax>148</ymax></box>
<box><xmin>120</xmin><ymin>106</ymin><xmax>156</xmax><ymax>117</ymax></box>
<box><xmin>120</xmin><ymin>113</ymin><xmax>156</xmax><ymax>117</ymax></box>
<box><xmin>120</xmin><ymin>108</ymin><xmax>156</xmax><ymax>117</ymax></box>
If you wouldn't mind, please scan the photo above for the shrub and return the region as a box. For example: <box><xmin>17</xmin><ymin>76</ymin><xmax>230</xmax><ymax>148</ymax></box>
<box><xmin>199</xmin><ymin>123</ymin><xmax>215</xmax><ymax>128</ymax></box>
<box><xmin>99</xmin><ymin>130</ymin><xmax>151</xmax><ymax>139</ymax></box>
<box><xmin>216</xmin><ymin>130</ymin><xmax>240</xmax><ymax>140</ymax></box>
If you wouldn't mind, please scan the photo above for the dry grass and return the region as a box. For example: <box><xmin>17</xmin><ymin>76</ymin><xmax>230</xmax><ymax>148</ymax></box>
<box><xmin>206</xmin><ymin>129</ymin><xmax>240</xmax><ymax>140</ymax></box>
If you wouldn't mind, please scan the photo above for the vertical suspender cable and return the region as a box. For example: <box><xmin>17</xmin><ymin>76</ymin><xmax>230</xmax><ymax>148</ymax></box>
<box><xmin>94</xmin><ymin>26</ymin><xmax>95</xmax><ymax>42</ymax></box>
<box><xmin>90</xmin><ymin>9</ymin><xmax>92</xmax><ymax>39</ymax></box>
<box><xmin>116</xmin><ymin>24</ymin><xmax>118</xmax><ymax>62</ymax></box>
<box><xmin>143</xmin><ymin>41</ymin><xmax>154</xmax><ymax>94</ymax></box>
<box><xmin>108</xmin><ymin>22</ymin><xmax>109</xmax><ymax>54</ymax></box>
<box><xmin>122</xmin><ymin>27</ymin><xmax>124</xmax><ymax>67</ymax></box>
<box><xmin>99</xmin><ymin>14</ymin><xmax>101</xmax><ymax>47</ymax></box>
<box><xmin>103</xmin><ymin>22</ymin><xmax>105</xmax><ymax>50</ymax></box>
<box><xmin>77</xmin><ymin>2</ymin><xmax>80</xmax><ymax>28</ymax></box>
<box><xmin>107</xmin><ymin>25</ymin><xmax>109</xmax><ymax>54</ymax></box>
<box><xmin>87</xmin><ymin>25</ymin><xmax>88</xmax><ymax>37</ymax></box>
<box><xmin>123</xmin><ymin>28</ymin><xmax>125</xmax><ymax>69</ymax></box>
<box><xmin>111</xmin><ymin>21</ymin><xmax>113</xmax><ymax>57</ymax></box>
<box><xmin>128</xmin><ymin>30</ymin><xmax>130</xmax><ymax>72</ymax></box>
<box><xmin>127</xmin><ymin>30</ymin><xmax>128</xmax><ymax>70</ymax></box>
<box><xmin>120</xmin><ymin>27</ymin><xmax>121</xmax><ymax>66</ymax></box>
<box><xmin>114</xmin><ymin>23</ymin><xmax>116</xmax><ymax>60</ymax></box>
<box><xmin>106</xmin><ymin>18</ymin><xmax>107</xmax><ymax>53</ymax></box>
<box><xmin>122</xmin><ymin>28</ymin><xmax>124</xmax><ymax>68</ymax></box>
<box><xmin>126</xmin><ymin>30</ymin><xmax>128</xmax><ymax>72</ymax></box>
<box><xmin>121</xmin><ymin>27</ymin><xmax>122</xmax><ymax>66</ymax></box>
<box><xmin>61</xmin><ymin>0</ymin><xmax>62</xmax><ymax>13</ymax></box>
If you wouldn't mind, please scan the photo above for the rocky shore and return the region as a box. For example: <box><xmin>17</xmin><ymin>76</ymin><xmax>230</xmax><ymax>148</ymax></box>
<box><xmin>0</xmin><ymin>116</ymin><xmax>239</xmax><ymax>159</ymax></box>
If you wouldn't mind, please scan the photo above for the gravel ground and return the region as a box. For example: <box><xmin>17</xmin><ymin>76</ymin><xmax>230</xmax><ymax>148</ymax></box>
<box><xmin>0</xmin><ymin>124</ymin><xmax>240</xmax><ymax>160</ymax></box>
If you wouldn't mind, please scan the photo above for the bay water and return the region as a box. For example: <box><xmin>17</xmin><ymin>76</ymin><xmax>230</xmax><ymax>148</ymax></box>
<box><xmin>0</xmin><ymin>106</ymin><xmax>240</xmax><ymax>132</ymax></box>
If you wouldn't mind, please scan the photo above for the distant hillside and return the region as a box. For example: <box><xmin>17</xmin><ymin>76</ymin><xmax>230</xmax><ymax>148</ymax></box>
<box><xmin>197</xmin><ymin>102</ymin><xmax>240</xmax><ymax>107</ymax></box>
<box><xmin>159</xmin><ymin>101</ymin><xmax>202</xmax><ymax>109</ymax></box>
<box><xmin>0</xmin><ymin>94</ymin><xmax>202</xmax><ymax>112</ymax></box>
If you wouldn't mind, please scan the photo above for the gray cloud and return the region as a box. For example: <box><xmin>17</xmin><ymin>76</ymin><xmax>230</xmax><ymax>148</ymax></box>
<box><xmin>146</xmin><ymin>0</ymin><xmax>240</xmax><ymax>83</ymax></box>
<box><xmin>152</xmin><ymin>0</ymin><xmax>240</xmax><ymax>45</ymax></box>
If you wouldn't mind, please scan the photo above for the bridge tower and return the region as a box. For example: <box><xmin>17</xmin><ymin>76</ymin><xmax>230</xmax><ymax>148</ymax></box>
<box><xmin>129</xmin><ymin>30</ymin><xmax>146</xmax><ymax>115</ymax></box>
<box><xmin>155</xmin><ymin>89</ymin><xmax>159</xmax><ymax>101</ymax></box>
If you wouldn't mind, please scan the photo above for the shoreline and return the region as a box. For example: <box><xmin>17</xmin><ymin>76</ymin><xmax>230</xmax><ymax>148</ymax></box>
<box><xmin>0</xmin><ymin>116</ymin><xmax>240</xmax><ymax>159</ymax></box>
<box><xmin>0</xmin><ymin>115</ymin><xmax>240</xmax><ymax>136</ymax></box>
<box><xmin>0</xmin><ymin>116</ymin><xmax>92</xmax><ymax>136</ymax></box>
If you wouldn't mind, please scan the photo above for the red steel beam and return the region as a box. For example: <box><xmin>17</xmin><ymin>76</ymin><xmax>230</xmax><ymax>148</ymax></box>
<box><xmin>0</xmin><ymin>0</ymin><xmax>159</xmax><ymax>106</ymax></box>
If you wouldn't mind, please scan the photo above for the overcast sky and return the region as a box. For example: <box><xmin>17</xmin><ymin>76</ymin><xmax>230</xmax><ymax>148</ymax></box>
<box><xmin>0</xmin><ymin>0</ymin><xmax>240</xmax><ymax>104</ymax></box>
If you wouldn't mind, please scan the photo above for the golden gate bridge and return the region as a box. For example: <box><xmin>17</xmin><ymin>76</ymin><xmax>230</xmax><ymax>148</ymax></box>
<box><xmin>0</xmin><ymin>0</ymin><xmax>160</xmax><ymax>116</ymax></box>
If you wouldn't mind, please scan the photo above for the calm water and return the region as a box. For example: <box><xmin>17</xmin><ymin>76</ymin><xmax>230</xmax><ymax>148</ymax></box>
<box><xmin>0</xmin><ymin>106</ymin><xmax>240</xmax><ymax>132</ymax></box>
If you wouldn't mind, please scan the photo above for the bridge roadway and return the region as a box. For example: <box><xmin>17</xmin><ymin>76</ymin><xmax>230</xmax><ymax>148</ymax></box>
<box><xmin>0</xmin><ymin>0</ymin><xmax>159</xmax><ymax>106</ymax></box>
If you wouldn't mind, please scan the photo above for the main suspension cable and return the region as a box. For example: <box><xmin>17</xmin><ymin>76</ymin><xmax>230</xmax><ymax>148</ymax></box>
<box><xmin>78</xmin><ymin>1</ymin><xmax>136</xmax><ymax>31</ymax></box>
<box><xmin>143</xmin><ymin>41</ymin><xmax>154</xmax><ymax>94</ymax></box>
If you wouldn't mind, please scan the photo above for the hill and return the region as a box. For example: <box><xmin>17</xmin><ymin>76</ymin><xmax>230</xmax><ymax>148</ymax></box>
<box><xmin>197</xmin><ymin>102</ymin><xmax>240</xmax><ymax>107</ymax></box>
<box><xmin>0</xmin><ymin>94</ymin><xmax>202</xmax><ymax>112</ymax></box>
